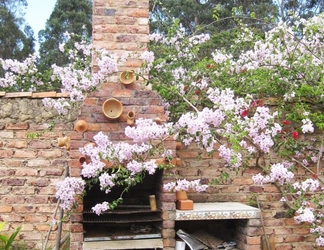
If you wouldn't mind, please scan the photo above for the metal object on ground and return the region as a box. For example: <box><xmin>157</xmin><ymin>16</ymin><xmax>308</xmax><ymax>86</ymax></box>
<box><xmin>176</xmin><ymin>229</ymin><xmax>209</xmax><ymax>250</ymax></box>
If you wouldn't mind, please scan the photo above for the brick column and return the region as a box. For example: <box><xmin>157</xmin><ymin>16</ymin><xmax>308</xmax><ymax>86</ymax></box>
<box><xmin>236</xmin><ymin>219</ymin><xmax>263</xmax><ymax>250</ymax></box>
<box><xmin>93</xmin><ymin>0</ymin><xmax>150</xmax><ymax>76</ymax></box>
<box><xmin>69</xmin><ymin>1</ymin><xmax>174</xmax><ymax>249</ymax></box>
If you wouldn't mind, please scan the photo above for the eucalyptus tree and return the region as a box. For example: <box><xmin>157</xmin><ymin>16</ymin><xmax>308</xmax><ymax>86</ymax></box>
<box><xmin>276</xmin><ymin>0</ymin><xmax>324</xmax><ymax>22</ymax></box>
<box><xmin>149</xmin><ymin>0</ymin><xmax>278</xmax><ymax>60</ymax></box>
<box><xmin>0</xmin><ymin>0</ymin><xmax>34</xmax><ymax>60</ymax></box>
<box><xmin>37</xmin><ymin>0</ymin><xmax>92</xmax><ymax>71</ymax></box>
<box><xmin>149</xmin><ymin>0</ymin><xmax>278</xmax><ymax>34</ymax></box>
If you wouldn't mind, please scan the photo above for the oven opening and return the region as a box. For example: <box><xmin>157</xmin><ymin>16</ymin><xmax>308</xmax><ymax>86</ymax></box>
<box><xmin>83</xmin><ymin>169</ymin><xmax>163</xmax><ymax>242</ymax></box>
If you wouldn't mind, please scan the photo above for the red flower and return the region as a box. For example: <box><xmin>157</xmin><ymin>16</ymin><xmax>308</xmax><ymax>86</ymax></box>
<box><xmin>206</xmin><ymin>64</ymin><xmax>216</xmax><ymax>69</ymax></box>
<box><xmin>282</xmin><ymin>120</ymin><xmax>291</xmax><ymax>125</ymax></box>
<box><xmin>312</xmin><ymin>174</ymin><xmax>317</xmax><ymax>179</ymax></box>
<box><xmin>256</xmin><ymin>99</ymin><xmax>263</xmax><ymax>107</ymax></box>
<box><xmin>292</xmin><ymin>131</ymin><xmax>299</xmax><ymax>139</ymax></box>
<box><xmin>241</xmin><ymin>109</ymin><xmax>249</xmax><ymax>117</ymax></box>
<box><xmin>195</xmin><ymin>89</ymin><xmax>201</xmax><ymax>95</ymax></box>
<box><xmin>251</xmin><ymin>99</ymin><xmax>262</xmax><ymax>107</ymax></box>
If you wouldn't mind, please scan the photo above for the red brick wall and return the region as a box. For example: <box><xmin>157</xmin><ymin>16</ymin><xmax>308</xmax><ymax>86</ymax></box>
<box><xmin>89</xmin><ymin>1</ymin><xmax>292</xmax><ymax>249</ymax></box>
<box><xmin>69</xmin><ymin>1</ymin><xmax>170</xmax><ymax>249</ymax></box>
<box><xmin>0</xmin><ymin>99</ymin><xmax>77</xmax><ymax>249</ymax></box>
<box><xmin>0</xmin><ymin>0</ymin><xmax>322</xmax><ymax>250</ymax></box>
<box><xmin>175</xmin><ymin>141</ymin><xmax>322</xmax><ymax>250</ymax></box>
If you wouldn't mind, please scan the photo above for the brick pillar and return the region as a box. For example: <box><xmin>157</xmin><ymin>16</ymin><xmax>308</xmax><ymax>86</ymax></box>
<box><xmin>92</xmin><ymin>0</ymin><xmax>150</xmax><ymax>76</ymax></box>
<box><xmin>235</xmin><ymin>219</ymin><xmax>263</xmax><ymax>250</ymax></box>
<box><xmin>69</xmin><ymin>1</ymin><xmax>174</xmax><ymax>249</ymax></box>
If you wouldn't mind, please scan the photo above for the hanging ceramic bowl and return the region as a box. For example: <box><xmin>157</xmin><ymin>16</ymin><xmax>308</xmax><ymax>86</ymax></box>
<box><xmin>57</xmin><ymin>136</ymin><xmax>70</xmax><ymax>150</ymax></box>
<box><xmin>74</xmin><ymin>119</ymin><xmax>88</xmax><ymax>132</ymax></box>
<box><xmin>119</xmin><ymin>71</ymin><xmax>135</xmax><ymax>85</ymax></box>
<box><xmin>126</xmin><ymin>111</ymin><xmax>136</xmax><ymax>126</ymax></box>
<box><xmin>176</xmin><ymin>190</ymin><xmax>188</xmax><ymax>200</ymax></box>
<box><xmin>79</xmin><ymin>155</ymin><xmax>87</xmax><ymax>164</ymax></box>
<box><xmin>102</xmin><ymin>98</ymin><xmax>123</xmax><ymax>119</ymax></box>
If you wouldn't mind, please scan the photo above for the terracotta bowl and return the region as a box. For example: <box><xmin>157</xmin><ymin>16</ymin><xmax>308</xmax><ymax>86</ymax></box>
<box><xmin>57</xmin><ymin>136</ymin><xmax>70</xmax><ymax>150</ymax></box>
<box><xmin>74</xmin><ymin>119</ymin><xmax>88</xmax><ymax>132</ymax></box>
<box><xmin>102</xmin><ymin>98</ymin><xmax>123</xmax><ymax>119</ymax></box>
<box><xmin>119</xmin><ymin>71</ymin><xmax>135</xmax><ymax>85</ymax></box>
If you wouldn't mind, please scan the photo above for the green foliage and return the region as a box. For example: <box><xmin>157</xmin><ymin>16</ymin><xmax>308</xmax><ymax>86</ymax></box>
<box><xmin>149</xmin><ymin>1</ymin><xmax>324</xmax><ymax>70</ymax></box>
<box><xmin>247</xmin><ymin>193</ymin><xmax>258</xmax><ymax>208</ymax></box>
<box><xmin>209</xmin><ymin>172</ymin><xmax>230</xmax><ymax>185</ymax></box>
<box><xmin>0</xmin><ymin>30</ymin><xmax>98</xmax><ymax>96</ymax></box>
<box><xmin>285</xmin><ymin>207</ymin><xmax>295</xmax><ymax>218</ymax></box>
<box><xmin>150</xmin><ymin>0</ymin><xmax>278</xmax><ymax>39</ymax></box>
<box><xmin>161</xmin><ymin>14</ymin><xmax>324</xmax><ymax>127</ymax></box>
<box><xmin>280</xmin><ymin>0</ymin><xmax>324</xmax><ymax>22</ymax></box>
<box><xmin>0</xmin><ymin>0</ymin><xmax>34</xmax><ymax>61</ymax></box>
<box><xmin>37</xmin><ymin>0</ymin><xmax>92</xmax><ymax>71</ymax></box>
<box><xmin>25</xmin><ymin>122</ymin><xmax>54</xmax><ymax>139</ymax></box>
<box><xmin>0</xmin><ymin>222</ymin><xmax>22</xmax><ymax>250</ymax></box>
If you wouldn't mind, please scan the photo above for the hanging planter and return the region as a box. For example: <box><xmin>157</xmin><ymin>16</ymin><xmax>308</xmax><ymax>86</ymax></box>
<box><xmin>74</xmin><ymin>119</ymin><xmax>88</xmax><ymax>132</ymax></box>
<box><xmin>126</xmin><ymin>111</ymin><xmax>136</xmax><ymax>126</ymax></box>
<box><xmin>79</xmin><ymin>155</ymin><xmax>87</xmax><ymax>164</ymax></box>
<box><xmin>154</xmin><ymin>117</ymin><xmax>162</xmax><ymax>125</ymax></box>
<box><xmin>176</xmin><ymin>190</ymin><xmax>194</xmax><ymax>210</ymax></box>
<box><xmin>176</xmin><ymin>190</ymin><xmax>188</xmax><ymax>200</ymax></box>
<box><xmin>119</xmin><ymin>71</ymin><xmax>135</xmax><ymax>85</ymax></box>
<box><xmin>84</xmin><ymin>142</ymin><xmax>96</xmax><ymax>147</ymax></box>
<box><xmin>102</xmin><ymin>98</ymin><xmax>123</xmax><ymax>119</ymax></box>
<box><xmin>57</xmin><ymin>136</ymin><xmax>70</xmax><ymax>150</ymax></box>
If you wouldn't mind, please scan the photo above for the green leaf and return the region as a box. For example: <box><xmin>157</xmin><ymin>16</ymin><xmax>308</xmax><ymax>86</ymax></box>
<box><xmin>0</xmin><ymin>222</ymin><xmax>5</xmax><ymax>232</ymax></box>
<box><xmin>0</xmin><ymin>235</ymin><xmax>8</xmax><ymax>244</ymax></box>
<box><xmin>5</xmin><ymin>226</ymin><xmax>21</xmax><ymax>250</ymax></box>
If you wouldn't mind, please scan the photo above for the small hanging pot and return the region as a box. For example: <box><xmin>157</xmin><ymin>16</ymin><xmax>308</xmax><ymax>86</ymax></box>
<box><xmin>175</xmin><ymin>141</ymin><xmax>182</xmax><ymax>150</ymax></box>
<box><xmin>102</xmin><ymin>98</ymin><xmax>123</xmax><ymax>119</ymax></box>
<box><xmin>154</xmin><ymin>117</ymin><xmax>162</xmax><ymax>125</ymax></box>
<box><xmin>119</xmin><ymin>71</ymin><xmax>135</xmax><ymax>85</ymax></box>
<box><xmin>74</xmin><ymin>119</ymin><xmax>88</xmax><ymax>132</ymax></box>
<box><xmin>79</xmin><ymin>155</ymin><xmax>87</xmax><ymax>164</ymax></box>
<box><xmin>84</xmin><ymin>141</ymin><xmax>96</xmax><ymax>147</ymax></box>
<box><xmin>176</xmin><ymin>190</ymin><xmax>188</xmax><ymax>200</ymax></box>
<box><xmin>57</xmin><ymin>136</ymin><xmax>70</xmax><ymax>150</ymax></box>
<box><xmin>101</xmin><ymin>159</ymin><xmax>113</xmax><ymax>168</ymax></box>
<box><xmin>126</xmin><ymin>111</ymin><xmax>136</xmax><ymax>126</ymax></box>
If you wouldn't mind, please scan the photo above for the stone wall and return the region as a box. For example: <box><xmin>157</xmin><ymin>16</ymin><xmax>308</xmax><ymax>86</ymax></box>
<box><xmin>0</xmin><ymin>93</ymin><xmax>79</xmax><ymax>249</ymax></box>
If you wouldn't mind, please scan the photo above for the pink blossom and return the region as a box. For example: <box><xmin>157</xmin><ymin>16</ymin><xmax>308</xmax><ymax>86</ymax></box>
<box><xmin>126</xmin><ymin>160</ymin><xmax>144</xmax><ymax>175</ymax></box>
<box><xmin>219</xmin><ymin>145</ymin><xmax>242</xmax><ymax>168</ymax></box>
<box><xmin>92</xmin><ymin>201</ymin><xmax>110</xmax><ymax>215</ymax></box>
<box><xmin>125</xmin><ymin>118</ymin><xmax>170</xmax><ymax>143</ymax></box>
<box><xmin>141</xmin><ymin>51</ymin><xmax>155</xmax><ymax>70</ymax></box>
<box><xmin>294</xmin><ymin>207</ymin><xmax>316</xmax><ymax>224</ymax></box>
<box><xmin>163</xmin><ymin>179</ymin><xmax>208</xmax><ymax>192</ymax></box>
<box><xmin>301</xmin><ymin>118</ymin><xmax>314</xmax><ymax>133</ymax></box>
<box><xmin>99</xmin><ymin>173</ymin><xmax>116</xmax><ymax>193</ymax></box>
<box><xmin>316</xmin><ymin>236</ymin><xmax>324</xmax><ymax>246</ymax></box>
<box><xmin>293</xmin><ymin>178</ymin><xmax>320</xmax><ymax>193</ymax></box>
<box><xmin>143</xmin><ymin>160</ymin><xmax>158</xmax><ymax>175</ymax></box>
<box><xmin>252</xmin><ymin>163</ymin><xmax>294</xmax><ymax>185</ymax></box>
<box><xmin>55</xmin><ymin>177</ymin><xmax>85</xmax><ymax>210</ymax></box>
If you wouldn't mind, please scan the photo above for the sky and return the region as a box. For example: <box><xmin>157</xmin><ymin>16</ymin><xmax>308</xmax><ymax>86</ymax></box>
<box><xmin>25</xmin><ymin>0</ymin><xmax>57</xmax><ymax>50</ymax></box>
